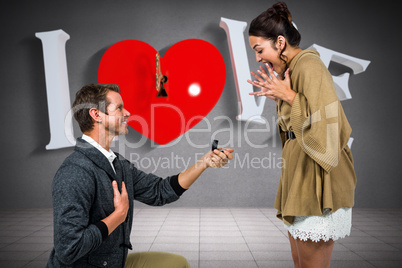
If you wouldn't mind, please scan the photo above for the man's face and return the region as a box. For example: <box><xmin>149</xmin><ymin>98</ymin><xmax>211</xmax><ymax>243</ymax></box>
<box><xmin>103</xmin><ymin>90</ymin><xmax>130</xmax><ymax>136</ymax></box>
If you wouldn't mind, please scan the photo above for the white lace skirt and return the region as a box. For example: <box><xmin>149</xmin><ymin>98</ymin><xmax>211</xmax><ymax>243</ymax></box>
<box><xmin>284</xmin><ymin>207</ymin><xmax>352</xmax><ymax>242</ymax></box>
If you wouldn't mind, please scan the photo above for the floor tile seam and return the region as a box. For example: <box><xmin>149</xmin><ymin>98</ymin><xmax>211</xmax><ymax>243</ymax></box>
<box><xmin>144</xmin><ymin>208</ymin><xmax>171</xmax><ymax>252</ymax></box>
<box><xmin>346</xmin><ymin>248</ymin><xmax>402</xmax><ymax>255</ymax></box>
<box><xmin>358</xmin><ymin>252</ymin><xmax>402</xmax><ymax>263</ymax></box>
<box><xmin>371</xmin><ymin>235</ymin><xmax>402</xmax><ymax>249</ymax></box>
<box><xmin>387</xmin><ymin>242</ymin><xmax>402</xmax><ymax>251</ymax></box>
<box><xmin>229</xmin><ymin>208</ymin><xmax>260</xmax><ymax>268</ymax></box>
<box><xmin>339</xmin><ymin>245</ymin><xmax>385</xmax><ymax>264</ymax></box>
<box><xmin>353</xmin><ymin>210</ymin><xmax>402</xmax><ymax>230</ymax></box>
<box><xmin>130</xmin><ymin>209</ymin><xmax>166</xmax><ymax>251</ymax></box>
<box><xmin>366</xmin><ymin>260</ymin><xmax>396</xmax><ymax>267</ymax></box>
<box><xmin>351</xmin><ymin>226</ymin><xmax>402</xmax><ymax>247</ymax></box>
<box><xmin>0</xmin><ymin>242</ymin><xmax>53</xmax><ymax>251</ymax></box>
<box><xmin>3</xmin><ymin>226</ymin><xmax>51</xmax><ymax>248</ymax></box>
<box><xmin>21</xmin><ymin>260</ymin><xmax>35</xmax><ymax>268</ymax></box>
<box><xmin>28</xmin><ymin>224</ymin><xmax>55</xmax><ymax>238</ymax></box>
<box><xmin>198</xmin><ymin>208</ymin><xmax>201</xmax><ymax>268</ymax></box>
<box><xmin>256</xmin><ymin>208</ymin><xmax>286</xmax><ymax>235</ymax></box>
<box><xmin>21</xmin><ymin>250</ymin><xmax>51</xmax><ymax>268</ymax></box>
<box><xmin>340</xmin><ymin>242</ymin><xmax>402</xmax><ymax>252</ymax></box>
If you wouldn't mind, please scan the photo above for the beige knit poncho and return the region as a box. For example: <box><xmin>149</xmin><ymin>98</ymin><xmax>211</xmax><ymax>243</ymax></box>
<box><xmin>275</xmin><ymin>49</ymin><xmax>357</xmax><ymax>225</ymax></box>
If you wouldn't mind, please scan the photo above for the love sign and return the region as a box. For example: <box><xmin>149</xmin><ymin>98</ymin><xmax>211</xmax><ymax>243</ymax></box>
<box><xmin>98</xmin><ymin>39</ymin><xmax>226</xmax><ymax>145</ymax></box>
<box><xmin>36</xmin><ymin>18</ymin><xmax>369</xmax><ymax>150</ymax></box>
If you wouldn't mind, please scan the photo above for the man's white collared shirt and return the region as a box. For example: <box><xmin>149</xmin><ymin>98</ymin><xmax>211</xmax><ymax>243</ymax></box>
<box><xmin>82</xmin><ymin>134</ymin><xmax>116</xmax><ymax>173</ymax></box>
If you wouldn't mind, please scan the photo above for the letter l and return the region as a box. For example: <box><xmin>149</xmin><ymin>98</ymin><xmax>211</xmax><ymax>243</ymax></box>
<box><xmin>36</xmin><ymin>29</ymin><xmax>75</xmax><ymax>149</ymax></box>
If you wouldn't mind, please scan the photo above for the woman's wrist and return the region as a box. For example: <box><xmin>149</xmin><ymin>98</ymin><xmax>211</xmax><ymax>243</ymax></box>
<box><xmin>285</xmin><ymin>90</ymin><xmax>296</xmax><ymax>106</ymax></box>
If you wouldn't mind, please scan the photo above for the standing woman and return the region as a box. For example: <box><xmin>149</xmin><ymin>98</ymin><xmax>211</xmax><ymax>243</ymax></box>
<box><xmin>247</xmin><ymin>2</ymin><xmax>356</xmax><ymax>268</ymax></box>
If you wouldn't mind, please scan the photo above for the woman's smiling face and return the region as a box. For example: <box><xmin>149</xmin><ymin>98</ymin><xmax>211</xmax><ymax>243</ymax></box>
<box><xmin>249</xmin><ymin>35</ymin><xmax>286</xmax><ymax>75</ymax></box>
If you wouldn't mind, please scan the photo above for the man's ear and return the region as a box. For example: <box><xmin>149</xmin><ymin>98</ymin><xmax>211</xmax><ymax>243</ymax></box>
<box><xmin>89</xmin><ymin>108</ymin><xmax>102</xmax><ymax>123</ymax></box>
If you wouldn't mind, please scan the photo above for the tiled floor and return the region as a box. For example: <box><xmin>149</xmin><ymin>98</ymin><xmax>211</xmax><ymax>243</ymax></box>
<box><xmin>0</xmin><ymin>208</ymin><xmax>401</xmax><ymax>268</ymax></box>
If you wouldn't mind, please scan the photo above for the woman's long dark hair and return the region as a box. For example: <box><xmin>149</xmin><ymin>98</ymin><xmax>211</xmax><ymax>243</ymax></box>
<box><xmin>249</xmin><ymin>2</ymin><xmax>301</xmax><ymax>65</ymax></box>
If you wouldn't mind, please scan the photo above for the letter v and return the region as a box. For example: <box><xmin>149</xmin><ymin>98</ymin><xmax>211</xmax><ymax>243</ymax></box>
<box><xmin>220</xmin><ymin>17</ymin><xmax>266</xmax><ymax>124</ymax></box>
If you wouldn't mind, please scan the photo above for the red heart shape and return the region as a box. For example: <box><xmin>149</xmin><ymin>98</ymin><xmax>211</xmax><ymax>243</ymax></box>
<box><xmin>98</xmin><ymin>39</ymin><xmax>226</xmax><ymax>145</ymax></box>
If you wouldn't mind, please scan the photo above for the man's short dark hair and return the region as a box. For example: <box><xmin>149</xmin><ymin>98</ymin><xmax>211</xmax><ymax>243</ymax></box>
<box><xmin>72</xmin><ymin>83</ymin><xmax>120</xmax><ymax>133</ymax></box>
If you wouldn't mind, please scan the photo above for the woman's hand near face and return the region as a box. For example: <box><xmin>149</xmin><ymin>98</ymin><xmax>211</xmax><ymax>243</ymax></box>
<box><xmin>247</xmin><ymin>63</ymin><xmax>296</xmax><ymax>106</ymax></box>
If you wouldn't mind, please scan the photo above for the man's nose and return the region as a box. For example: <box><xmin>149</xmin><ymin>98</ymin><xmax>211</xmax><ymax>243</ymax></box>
<box><xmin>123</xmin><ymin>108</ymin><xmax>130</xmax><ymax>117</ymax></box>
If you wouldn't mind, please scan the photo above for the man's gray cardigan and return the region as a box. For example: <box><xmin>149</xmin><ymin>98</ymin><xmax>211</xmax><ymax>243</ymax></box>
<box><xmin>47</xmin><ymin>138</ymin><xmax>184</xmax><ymax>267</ymax></box>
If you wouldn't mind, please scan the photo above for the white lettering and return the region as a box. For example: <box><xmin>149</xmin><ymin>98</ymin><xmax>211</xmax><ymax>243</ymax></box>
<box><xmin>130</xmin><ymin>153</ymin><xmax>140</xmax><ymax>166</ymax></box>
<box><xmin>211</xmin><ymin>115</ymin><xmax>234</xmax><ymax>148</ymax></box>
<box><xmin>244</xmin><ymin>115</ymin><xmax>270</xmax><ymax>148</ymax></box>
<box><xmin>310</xmin><ymin>44</ymin><xmax>370</xmax><ymax>147</ymax></box>
<box><xmin>36</xmin><ymin>29</ymin><xmax>75</xmax><ymax>149</ymax></box>
<box><xmin>219</xmin><ymin>18</ymin><xmax>266</xmax><ymax>123</ymax></box>
<box><xmin>39</xmin><ymin>24</ymin><xmax>370</xmax><ymax>151</ymax></box>
<box><xmin>235</xmin><ymin>152</ymin><xmax>250</xmax><ymax>169</ymax></box>
<box><xmin>310</xmin><ymin>44</ymin><xmax>370</xmax><ymax>101</ymax></box>
<box><xmin>185</xmin><ymin>116</ymin><xmax>212</xmax><ymax>148</ymax></box>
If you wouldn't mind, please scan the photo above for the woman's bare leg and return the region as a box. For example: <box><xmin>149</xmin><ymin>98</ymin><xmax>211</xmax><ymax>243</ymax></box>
<box><xmin>295</xmin><ymin>238</ymin><xmax>334</xmax><ymax>268</ymax></box>
<box><xmin>288</xmin><ymin>232</ymin><xmax>301</xmax><ymax>268</ymax></box>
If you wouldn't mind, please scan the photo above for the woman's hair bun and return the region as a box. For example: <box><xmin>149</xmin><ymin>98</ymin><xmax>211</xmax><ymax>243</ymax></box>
<box><xmin>249</xmin><ymin>1</ymin><xmax>301</xmax><ymax>64</ymax></box>
<box><xmin>271</xmin><ymin>1</ymin><xmax>293</xmax><ymax>24</ymax></box>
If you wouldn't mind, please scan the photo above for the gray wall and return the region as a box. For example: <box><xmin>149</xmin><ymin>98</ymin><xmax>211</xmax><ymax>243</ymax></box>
<box><xmin>1</xmin><ymin>0</ymin><xmax>400</xmax><ymax>209</ymax></box>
